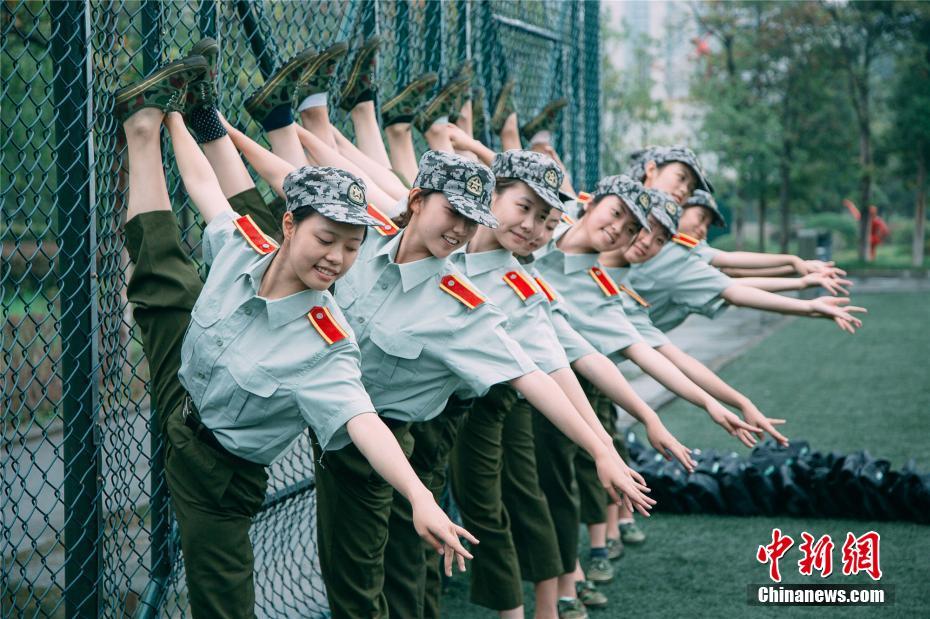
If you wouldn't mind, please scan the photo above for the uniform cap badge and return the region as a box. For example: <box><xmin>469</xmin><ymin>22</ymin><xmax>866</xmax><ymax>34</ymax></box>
<box><xmin>347</xmin><ymin>182</ymin><xmax>365</xmax><ymax>206</ymax></box>
<box><xmin>544</xmin><ymin>168</ymin><xmax>559</xmax><ymax>189</ymax></box>
<box><xmin>465</xmin><ymin>174</ymin><xmax>484</xmax><ymax>196</ymax></box>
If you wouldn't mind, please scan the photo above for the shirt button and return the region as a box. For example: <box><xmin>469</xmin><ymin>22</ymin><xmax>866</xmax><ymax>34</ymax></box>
<box><xmin>358</xmin><ymin>317</ymin><xmax>367</xmax><ymax>324</ymax></box>
<box><xmin>243</xmin><ymin>308</ymin><xmax>253</xmax><ymax>316</ymax></box>
<box><xmin>381</xmin><ymin>282</ymin><xmax>389</xmax><ymax>290</ymax></box>
<box><xmin>196</xmin><ymin>372</ymin><xmax>205</xmax><ymax>380</ymax></box>
<box><xmin>261</xmin><ymin>243</ymin><xmax>271</xmax><ymax>249</ymax></box>
<box><xmin>215</xmin><ymin>338</ymin><xmax>224</xmax><ymax>347</ymax></box>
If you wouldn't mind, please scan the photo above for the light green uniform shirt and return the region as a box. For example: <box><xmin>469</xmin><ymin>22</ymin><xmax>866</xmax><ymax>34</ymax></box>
<box><xmin>610</xmin><ymin>267</ymin><xmax>671</xmax><ymax>348</ymax></box>
<box><xmin>180</xmin><ymin>210</ymin><xmax>375</xmax><ymax>463</ymax></box>
<box><xmin>627</xmin><ymin>241</ymin><xmax>733</xmax><ymax>332</ymax></box>
<box><xmin>533</xmin><ymin>227</ymin><xmax>644</xmax><ymax>364</ymax></box>
<box><xmin>522</xmin><ymin>262</ymin><xmax>598</xmax><ymax>363</ymax></box>
<box><xmin>451</xmin><ymin>248</ymin><xmax>568</xmax><ymax>375</ymax></box>
<box><xmin>335</xmin><ymin>230</ymin><xmax>537</xmax><ymax>423</ymax></box>
<box><xmin>694</xmin><ymin>239</ymin><xmax>722</xmax><ymax>264</ymax></box>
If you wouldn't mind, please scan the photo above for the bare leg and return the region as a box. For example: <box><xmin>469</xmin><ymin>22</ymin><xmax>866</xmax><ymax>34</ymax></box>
<box><xmin>220</xmin><ymin>115</ymin><xmax>295</xmax><ymax>199</ymax></box>
<box><xmin>299</xmin><ymin>105</ymin><xmax>337</xmax><ymax>149</ymax></box>
<box><xmin>500</xmin><ymin>112</ymin><xmax>522</xmax><ymax>151</ymax></box>
<box><xmin>588</xmin><ymin>523</ymin><xmax>607</xmax><ymax>550</ymax></box>
<box><xmin>266</xmin><ymin>123</ymin><xmax>309</xmax><ymax>169</ymax></box>
<box><xmin>349</xmin><ymin>101</ymin><xmax>391</xmax><ymax>169</ymax></box>
<box><xmin>455</xmin><ymin>99</ymin><xmax>473</xmax><ymax>135</ymax></box>
<box><xmin>293</xmin><ymin>124</ymin><xmax>401</xmax><ymax>214</ymax></box>
<box><xmin>330</xmin><ymin>126</ymin><xmax>407</xmax><ymax>199</ymax></box>
<box><xmin>606</xmin><ymin>504</ymin><xmax>620</xmax><ymax>541</ymax></box>
<box><xmin>385</xmin><ymin>123</ymin><xmax>419</xmax><ymax>186</ymax></box>
<box><xmin>500</xmin><ymin>607</ymin><xmax>523</xmax><ymax>619</ymax></box>
<box><xmin>557</xmin><ymin>572</ymin><xmax>576</xmax><ymax>598</ymax></box>
<box><xmin>124</xmin><ymin>108</ymin><xmax>171</xmax><ymax>221</ymax></box>
<box><xmin>424</xmin><ymin>121</ymin><xmax>454</xmax><ymax>153</ymax></box>
<box><xmin>533</xmin><ymin>578</ymin><xmax>559</xmax><ymax>619</ymax></box>
<box><xmin>163</xmin><ymin>112</ymin><xmax>231</xmax><ymax>224</ymax></box>
<box><xmin>199</xmin><ymin>134</ymin><xmax>256</xmax><ymax>199</ymax></box>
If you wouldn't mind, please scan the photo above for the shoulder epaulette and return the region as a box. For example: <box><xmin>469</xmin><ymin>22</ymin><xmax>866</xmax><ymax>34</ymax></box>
<box><xmin>620</xmin><ymin>284</ymin><xmax>651</xmax><ymax>308</ymax></box>
<box><xmin>307</xmin><ymin>306</ymin><xmax>349</xmax><ymax>345</ymax></box>
<box><xmin>234</xmin><ymin>214</ymin><xmax>279</xmax><ymax>255</ymax></box>
<box><xmin>534</xmin><ymin>276</ymin><xmax>557</xmax><ymax>303</ymax></box>
<box><xmin>577</xmin><ymin>191</ymin><xmax>592</xmax><ymax>203</ymax></box>
<box><xmin>672</xmin><ymin>233</ymin><xmax>699</xmax><ymax>249</ymax></box>
<box><xmin>502</xmin><ymin>270</ymin><xmax>539</xmax><ymax>302</ymax></box>
<box><xmin>588</xmin><ymin>266</ymin><xmax>620</xmax><ymax>297</ymax></box>
<box><xmin>366</xmin><ymin>203</ymin><xmax>400</xmax><ymax>236</ymax></box>
<box><xmin>561</xmin><ymin>212</ymin><xmax>575</xmax><ymax>225</ymax></box>
<box><xmin>439</xmin><ymin>274</ymin><xmax>486</xmax><ymax>310</ymax></box>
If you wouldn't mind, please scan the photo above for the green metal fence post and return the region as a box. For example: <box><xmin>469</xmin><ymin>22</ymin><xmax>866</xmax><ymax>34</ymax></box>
<box><xmin>567</xmin><ymin>1</ymin><xmax>582</xmax><ymax>186</ymax></box>
<box><xmin>52</xmin><ymin>0</ymin><xmax>102</xmax><ymax>616</ymax></box>
<box><xmin>583</xmin><ymin>0</ymin><xmax>601</xmax><ymax>187</ymax></box>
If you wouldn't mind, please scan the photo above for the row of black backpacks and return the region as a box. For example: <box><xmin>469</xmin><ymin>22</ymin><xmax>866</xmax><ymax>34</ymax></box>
<box><xmin>626</xmin><ymin>435</ymin><xmax>930</xmax><ymax>523</ymax></box>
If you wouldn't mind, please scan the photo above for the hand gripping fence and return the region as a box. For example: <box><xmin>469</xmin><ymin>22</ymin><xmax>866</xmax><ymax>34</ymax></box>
<box><xmin>1</xmin><ymin>1</ymin><xmax>601</xmax><ymax>616</ymax></box>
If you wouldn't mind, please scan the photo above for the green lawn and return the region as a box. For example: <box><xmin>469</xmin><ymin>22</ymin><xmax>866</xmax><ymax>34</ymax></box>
<box><xmin>442</xmin><ymin>292</ymin><xmax>930</xmax><ymax>617</ymax></box>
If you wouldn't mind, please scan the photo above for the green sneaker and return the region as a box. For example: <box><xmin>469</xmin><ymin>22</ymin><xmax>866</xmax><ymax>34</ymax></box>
<box><xmin>185</xmin><ymin>37</ymin><xmax>220</xmax><ymax>112</ymax></box>
<box><xmin>381</xmin><ymin>72</ymin><xmax>438</xmax><ymax>127</ymax></box>
<box><xmin>296</xmin><ymin>41</ymin><xmax>349</xmax><ymax>100</ymax></box>
<box><xmin>619</xmin><ymin>521</ymin><xmax>646</xmax><ymax>545</ymax></box>
<box><xmin>557</xmin><ymin>597</ymin><xmax>589</xmax><ymax>619</ymax></box>
<box><xmin>114</xmin><ymin>56</ymin><xmax>207</xmax><ymax>123</ymax></box>
<box><xmin>520</xmin><ymin>97</ymin><xmax>568</xmax><ymax>141</ymax></box>
<box><xmin>607</xmin><ymin>537</ymin><xmax>625</xmax><ymax>561</ymax></box>
<box><xmin>338</xmin><ymin>35</ymin><xmax>381</xmax><ymax>111</ymax></box>
<box><xmin>489</xmin><ymin>79</ymin><xmax>516</xmax><ymax>134</ymax></box>
<box><xmin>413</xmin><ymin>75</ymin><xmax>470</xmax><ymax>134</ymax></box>
<box><xmin>576</xmin><ymin>580</ymin><xmax>608</xmax><ymax>609</ymax></box>
<box><xmin>587</xmin><ymin>556</ymin><xmax>614</xmax><ymax>583</ymax></box>
<box><xmin>244</xmin><ymin>47</ymin><xmax>318</xmax><ymax>124</ymax></box>
<box><xmin>447</xmin><ymin>60</ymin><xmax>474</xmax><ymax>122</ymax></box>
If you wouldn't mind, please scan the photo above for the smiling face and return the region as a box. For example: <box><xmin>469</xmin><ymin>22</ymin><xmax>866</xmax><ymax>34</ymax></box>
<box><xmin>644</xmin><ymin>161</ymin><xmax>697</xmax><ymax>205</ymax></box>
<box><xmin>491</xmin><ymin>180</ymin><xmax>552</xmax><ymax>256</ymax></box>
<box><xmin>581</xmin><ymin>195</ymin><xmax>643</xmax><ymax>252</ymax></box>
<box><xmin>280</xmin><ymin>209</ymin><xmax>365</xmax><ymax>290</ymax></box>
<box><xmin>526</xmin><ymin>206</ymin><xmax>563</xmax><ymax>253</ymax></box>
<box><xmin>407</xmin><ymin>190</ymin><xmax>479</xmax><ymax>259</ymax></box>
<box><xmin>624</xmin><ymin>214</ymin><xmax>672</xmax><ymax>264</ymax></box>
<box><xmin>677</xmin><ymin>205</ymin><xmax>714</xmax><ymax>241</ymax></box>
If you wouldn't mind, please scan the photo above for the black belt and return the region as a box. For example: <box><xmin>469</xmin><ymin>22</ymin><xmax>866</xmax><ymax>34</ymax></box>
<box><xmin>182</xmin><ymin>399</ymin><xmax>261</xmax><ymax>469</ymax></box>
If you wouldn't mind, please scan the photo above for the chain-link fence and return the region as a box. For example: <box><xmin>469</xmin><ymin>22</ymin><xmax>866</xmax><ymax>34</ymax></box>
<box><xmin>1</xmin><ymin>1</ymin><xmax>601</xmax><ymax>616</ymax></box>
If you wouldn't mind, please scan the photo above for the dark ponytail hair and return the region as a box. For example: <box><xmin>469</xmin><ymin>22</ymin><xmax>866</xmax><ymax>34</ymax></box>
<box><xmin>391</xmin><ymin>189</ymin><xmax>439</xmax><ymax>228</ymax></box>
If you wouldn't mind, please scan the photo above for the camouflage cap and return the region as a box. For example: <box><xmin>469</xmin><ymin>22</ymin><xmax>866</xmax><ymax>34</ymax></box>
<box><xmin>593</xmin><ymin>174</ymin><xmax>651</xmax><ymax>231</ymax></box>
<box><xmin>649</xmin><ymin>145</ymin><xmax>714</xmax><ymax>193</ymax></box>
<box><xmin>624</xmin><ymin>145</ymin><xmax>660</xmax><ymax>182</ymax></box>
<box><xmin>684</xmin><ymin>189</ymin><xmax>726</xmax><ymax>227</ymax></box>
<box><xmin>413</xmin><ymin>150</ymin><xmax>498</xmax><ymax>228</ymax></box>
<box><xmin>283</xmin><ymin>166</ymin><xmax>383</xmax><ymax>227</ymax></box>
<box><xmin>641</xmin><ymin>187</ymin><xmax>681</xmax><ymax>235</ymax></box>
<box><xmin>491</xmin><ymin>149</ymin><xmax>567</xmax><ymax>212</ymax></box>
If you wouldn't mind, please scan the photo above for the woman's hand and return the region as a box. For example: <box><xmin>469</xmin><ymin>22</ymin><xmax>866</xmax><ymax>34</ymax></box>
<box><xmin>594</xmin><ymin>454</ymin><xmax>656</xmax><ymax>517</ymax></box>
<box><xmin>644</xmin><ymin>421</ymin><xmax>696</xmax><ymax>472</ymax></box>
<box><xmin>795</xmin><ymin>259</ymin><xmax>846</xmax><ymax>277</ymax></box>
<box><xmin>706</xmin><ymin>401</ymin><xmax>763</xmax><ymax>448</ymax></box>
<box><xmin>740</xmin><ymin>402</ymin><xmax>788</xmax><ymax>447</ymax></box>
<box><xmin>808</xmin><ymin>296</ymin><xmax>867</xmax><ymax>332</ymax></box>
<box><xmin>801</xmin><ymin>273</ymin><xmax>852</xmax><ymax>296</ymax></box>
<box><xmin>410</xmin><ymin>492</ymin><xmax>479</xmax><ymax>577</ymax></box>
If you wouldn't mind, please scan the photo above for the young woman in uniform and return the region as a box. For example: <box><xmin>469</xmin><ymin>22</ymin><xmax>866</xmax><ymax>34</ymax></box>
<box><xmin>114</xmin><ymin>54</ymin><xmax>477</xmax><ymax>618</ymax></box>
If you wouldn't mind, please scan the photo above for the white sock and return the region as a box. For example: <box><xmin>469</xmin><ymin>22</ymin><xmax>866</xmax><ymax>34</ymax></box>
<box><xmin>619</xmin><ymin>517</ymin><xmax>634</xmax><ymax>525</ymax></box>
<box><xmin>430</xmin><ymin>115</ymin><xmax>449</xmax><ymax>128</ymax></box>
<box><xmin>529</xmin><ymin>130</ymin><xmax>552</xmax><ymax>146</ymax></box>
<box><xmin>298</xmin><ymin>93</ymin><xmax>328</xmax><ymax>112</ymax></box>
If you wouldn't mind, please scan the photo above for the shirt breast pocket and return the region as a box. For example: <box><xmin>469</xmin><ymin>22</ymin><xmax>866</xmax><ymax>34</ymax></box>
<box><xmin>367</xmin><ymin>325</ymin><xmax>425</xmax><ymax>386</ymax></box>
<box><xmin>181</xmin><ymin>300</ymin><xmax>223</xmax><ymax>363</ymax></box>
<box><xmin>225</xmin><ymin>360</ymin><xmax>282</xmax><ymax>423</ymax></box>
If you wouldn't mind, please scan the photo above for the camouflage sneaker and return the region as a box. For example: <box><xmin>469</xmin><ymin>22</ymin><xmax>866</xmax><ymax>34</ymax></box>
<box><xmin>489</xmin><ymin>79</ymin><xmax>516</xmax><ymax>134</ymax></box>
<box><xmin>185</xmin><ymin>37</ymin><xmax>220</xmax><ymax>112</ymax></box>
<box><xmin>296</xmin><ymin>41</ymin><xmax>349</xmax><ymax>100</ymax></box>
<box><xmin>607</xmin><ymin>537</ymin><xmax>625</xmax><ymax>561</ymax></box>
<box><xmin>114</xmin><ymin>56</ymin><xmax>207</xmax><ymax>123</ymax></box>
<box><xmin>447</xmin><ymin>60</ymin><xmax>474</xmax><ymax>122</ymax></box>
<box><xmin>413</xmin><ymin>75</ymin><xmax>470</xmax><ymax>134</ymax></box>
<box><xmin>557</xmin><ymin>597</ymin><xmax>589</xmax><ymax>619</ymax></box>
<box><xmin>587</xmin><ymin>557</ymin><xmax>614</xmax><ymax>583</ymax></box>
<box><xmin>619</xmin><ymin>521</ymin><xmax>646</xmax><ymax>545</ymax></box>
<box><xmin>520</xmin><ymin>97</ymin><xmax>568</xmax><ymax>141</ymax></box>
<box><xmin>338</xmin><ymin>35</ymin><xmax>381</xmax><ymax>111</ymax></box>
<box><xmin>576</xmin><ymin>580</ymin><xmax>608</xmax><ymax>608</ymax></box>
<box><xmin>381</xmin><ymin>72</ymin><xmax>438</xmax><ymax>127</ymax></box>
<box><xmin>244</xmin><ymin>47</ymin><xmax>318</xmax><ymax>125</ymax></box>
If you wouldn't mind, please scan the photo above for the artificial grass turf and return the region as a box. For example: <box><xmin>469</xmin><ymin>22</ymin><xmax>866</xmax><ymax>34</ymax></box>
<box><xmin>441</xmin><ymin>291</ymin><xmax>929</xmax><ymax>617</ymax></box>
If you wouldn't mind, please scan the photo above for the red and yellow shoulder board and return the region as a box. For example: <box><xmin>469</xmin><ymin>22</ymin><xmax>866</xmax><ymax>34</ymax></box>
<box><xmin>367</xmin><ymin>203</ymin><xmax>400</xmax><ymax>236</ymax></box>
<box><xmin>307</xmin><ymin>305</ymin><xmax>349</xmax><ymax>345</ymax></box>
<box><xmin>439</xmin><ymin>274</ymin><xmax>485</xmax><ymax>310</ymax></box>
<box><xmin>234</xmin><ymin>214</ymin><xmax>279</xmax><ymax>255</ymax></box>
<box><xmin>672</xmin><ymin>233</ymin><xmax>699</xmax><ymax>249</ymax></box>
<box><xmin>561</xmin><ymin>212</ymin><xmax>575</xmax><ymax>225</ymax></box>
<box><xmin>535</xmin><ymin>276</ymin><xmax>557</xmax><ymax>303</ymax></box>
<box><xmin>577</xmin><ymin>191</ymin><xmax>592</xmax><ymax>203</ymax></box>
<box><xmin>620</xmin><ymin>284</ymin><xmax>651</xmax><ymax>308</ymax></box>
<box><xmin>588</xmin><ymin>266</ymin><xmax>619</xmax><ymax>297</ymax></box>
<box><xmin>502</xmin><ymin>270</ymin><xmax>539</xmax><ymax>302</ymax></box>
